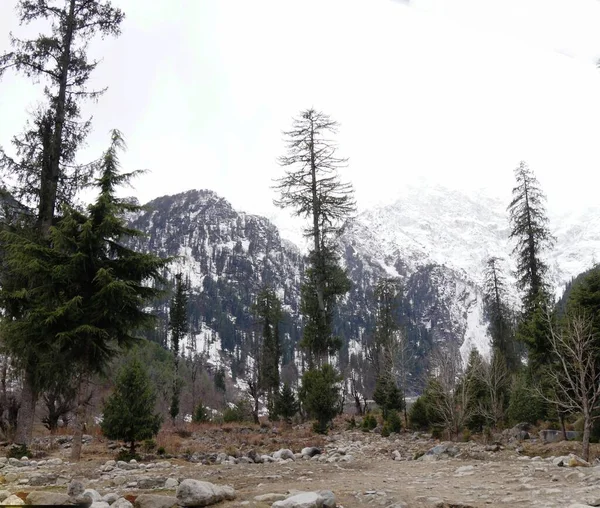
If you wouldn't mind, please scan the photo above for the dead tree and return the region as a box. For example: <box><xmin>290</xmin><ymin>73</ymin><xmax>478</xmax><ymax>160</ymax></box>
<box><xmin>536</xmin><ymin>313</ymin><xmax>600</xmax><ymax>462</ymax></box>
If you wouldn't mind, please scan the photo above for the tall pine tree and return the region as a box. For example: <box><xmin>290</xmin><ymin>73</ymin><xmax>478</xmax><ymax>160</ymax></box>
<box><xmin>0</xmin><ymin>0</ymin><xmax>124</xmax><ymax>445</ymax></box>
<box><xmin>482</xmin><ymin>257</ymin><xmax>518</xmax><ymax>371</ymax></box>
<box><xmin>507</xmin><ymin>161</ymin><xmax>555</xmax><ymax>370</ymax></box>
<box><xmin>273</xmin><ymin>109</ymin><xmax>354</xmax><ymax>433</ymax></box>
<box><xmin>0</xmin><ymin>131</ymin><xmax>169</xmax><ymax>458</ymax></box>
<box><xmin>253</xmin><ymin>287</ymin><xmax>282</xmax><ymax>419</ymax></box>
<box><xmin>169</xmin><ymin>273</ymin><xmax>188</xmax><ymax>423</ymax></box>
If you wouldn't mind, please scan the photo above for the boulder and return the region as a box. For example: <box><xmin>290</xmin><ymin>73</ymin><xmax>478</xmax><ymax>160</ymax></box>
<box><xmin>102</xmin><ymin>493</ymin><xmax>120</xmax><ymax>504</ymax></box>
<box><xmin>112</xmin><ymin>499</ymin><xmax>134</xmax><ymax>508</ymax></box>
<box><xmin>138</xmin><ymin>477</ymin><xmax>167</xmax><ymax>490</ymax></box>
<box><xmin>133</xmin><ymin>494</ymin><xmax>178</xmax><ymax>508</ymax></box>
<box><xmin>176</xmin><ymin>479</ymin><xmax>236</xmax><ymax>506</ymax></box>
<box><xmin>28</xmin><ymin>473</ymin><xmax>58</xmax><ymax>486</ymax></box>
<box><xmin>0</xmin><ymin>492</ymin><xmax>10</xmax><ymax>503</ymax></box>
<box><xmin>301</xmin><ymin>447</ymin><xmax>321</xmax><ymax>458</ymax></box>
<box><xmin>164</xmin><ymin>478</ymin><xmax>179</xmax><ymax>489</ymax></box>
<box><xmin>25</xmin><ymin>492</ymin><xmax>71</xmax><ymax>505</ymax></box>
<box><xmin>273</xmin><ymin>449</ymin><xmax>295</xmax><ymax>461</ymax></box>
<box><xmin>1</xmin><ymin>495</ymin><xmax>24</xmax><ymax>506</ymax></box>
<box><xmin>90</xmin><ymin>503</ymin><xmax>110</xmax><ymax>508</ymax></box>
<box><xmin>254</xmin><ymin>493</ymin><xmax>287</xmax><ymax>502</ymax></box>
<box><xmin>68</xmin><ymin>479</ymin><xmax>86</xmax><ymax>497</ymax></box>
<box><xmin>83</xmin><ymin>489</ymin><xmax>103</xmax><ymax>503</ymax></box>
<box><xmin>272</xmin><ymin>491</ymin><xmax>336</xmax><ymax>508</ymax></box>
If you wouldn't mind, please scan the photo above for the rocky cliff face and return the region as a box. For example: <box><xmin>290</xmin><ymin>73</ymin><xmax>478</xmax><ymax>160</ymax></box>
<box><xmin>129</xmin><ymin>185</ymin><xmax>599</xmax><ymax>391</ymax></box>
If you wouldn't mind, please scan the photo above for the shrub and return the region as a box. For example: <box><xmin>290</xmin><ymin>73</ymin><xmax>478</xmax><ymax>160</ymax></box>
<box><xmin>142</xmin><ymin>439</ymin><xmax>156</xmax><ymax>453</ymax></box>
<box><xmin>157</xmin><ymin>446</ymin><xmax>166</xmax><ymax>456</ymax></box>
<box><xmin>6</xmin><ymin>444</ymin><xmax>30</xmax><ymax>459</ymax></box>
<box><xmin>346</xmin><ymin>416</ymin><xmax>357</xmax><ymax>430</ymax></box>
<box><xmin>361</xmin><ymin>413</ymin><xmax>377</xmax><ymax>431</ymax></box>
<box><xmin>409</xmin><ymin>397</ymin><xmax>429</xmax><ymax>430</ymax></box>
<box><xmin>116</xmin><ymin>449</ymin><xmax>141</xmax><ymax>462</ymax></box>
<box><xmin>192</xmin><ymin>401</ymin><xmax>210</xmax><ymax>423</ymax></box>
<box><xmin>385</xmin><ymin>410</ymin><xmax>402</xmax><ymax>434</ymax></box>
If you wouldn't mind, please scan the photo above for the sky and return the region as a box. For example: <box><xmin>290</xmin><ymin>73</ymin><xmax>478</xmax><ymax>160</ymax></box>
<box><xmin>2</xmin><ymin>0</ymin><xmax>600</xmax><ymax>228</ymax></box>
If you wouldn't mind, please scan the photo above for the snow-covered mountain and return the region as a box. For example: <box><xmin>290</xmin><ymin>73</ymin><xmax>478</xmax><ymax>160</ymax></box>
<box><xmin>128</xmin><ymin>184</ymin><xmax>599</xmax><ymax>390</ymax></box>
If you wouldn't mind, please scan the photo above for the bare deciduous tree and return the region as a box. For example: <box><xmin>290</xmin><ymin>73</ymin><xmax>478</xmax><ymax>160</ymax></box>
<box><xmin>473</xmin><ymin>353</ymin><xmax>510</xmax><ymax>430</ymax></box>
<box><xmin>535</xmin><ymin>313</ymin><xmax>600</xmax><ymax>462</ymax></box>
<box><xmin>428</xmin><ymin>349</ymin><xmax>474</xmax><ymax>439</ymax></box>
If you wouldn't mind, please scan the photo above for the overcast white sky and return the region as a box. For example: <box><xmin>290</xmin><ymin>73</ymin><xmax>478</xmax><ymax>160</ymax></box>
<box><xmin>2</xmin><ymin>0</ymin><xmax>600</xmax><ymax>224</ymax></box>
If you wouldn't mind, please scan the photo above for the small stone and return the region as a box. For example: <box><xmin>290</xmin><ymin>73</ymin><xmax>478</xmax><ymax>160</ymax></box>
<box><xmin>164</xmin><ymin>478</ymin><xmax>179</xmax><ymax>489</ymax></box>
<box><xmin>112</xmin><ymin>499</ymin><xmax>134</xmax><ymax>508</ymax></box>
<box><xmin>133</xmin><ymin>494</ymin><xmax>178</xmax><ymax>508</ymax></box>
<box><xmin>102</xmin><ymin>493</ymin><xmax>120</xmax><ymax>504</ymax></box>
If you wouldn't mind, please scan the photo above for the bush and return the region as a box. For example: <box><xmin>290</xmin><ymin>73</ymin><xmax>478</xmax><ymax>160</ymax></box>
<box><xmin>157</xmin><ymin>446</ymin><xmax>166</xmax><ymax>456</ymax></box>
<box><xmin>6</xmin><ymin>444</ymin><xmax>30</xmax><ymax>459</ymax></box>
<box><xmin>223</xmin><ymin>406</ymin><xmax>243</xmax><ymax>423</ymax></box>
<box><xmin>361</xmin><ymin>413</ymin><xmax>377</xmax><ymax>431</ymax></box>
<box><xmin>409</xmin><ymin>397</ymin><xmax>429</xmax><ymax>430</ymax></box>
<box><xmin>192</xmin><ymin>401</ymin><xmax>210</xmax><ymax>423</ymax></box>
<box><xmin>116</xmin><ymin>449</ymin><xmax>141</xmax><ymax>462</ymax></box>
<box><xmin>346</xmin><ymin>416</ymin><xmax>357</xmax><ymax>430</ymax></box>
<box><xmin>299</xmin><ymin>365</ymin><xmax>342</xmax><ymax>434</ymax></box>
<box><xmin>385</xmin><ymin>410</ymin><xmax>402</xmax><ymax>434</ymax></box>
<box><xmin>142</xmin><ymin>439</ymin><xmax>156</xmax><ymax>453</ymax></box>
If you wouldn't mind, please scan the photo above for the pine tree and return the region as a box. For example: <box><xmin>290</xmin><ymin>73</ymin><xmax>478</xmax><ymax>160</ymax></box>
<box><xmin>101</xmin><ymin>359</ymin><xmax>162</xmax><ymax>455</ymax></box>
<box><xmin>0</xmin><ymin>0</ymin><xmax>124</xmax><ymax>445</ymax></box>
<box><xmin>275</xmin><ymin>383</ymin><xmax>299</xmax><ymax>423</ymax></box>
<box><xmin>299</xmin><ymin>364</ymin><xmax>342</xmax><ymax>434</ymax></box>
<box><xmin>507</xmin><ymin>161</ymin><xmax>555</xmax><ymax>370</ymax></box>
<box><xmin>169</xmin><ymin>273</ymin><xmax>188</xmax><ymax>423</ymax></box>
<box><xmin>482</xmin><ymin>257</ymin><xmax>518</xmax><ymax>371</ymax></box>
<box><xmin>0</xmin><ymin>131</ymin><xmax>169</xmax><ymax>457</ymax></box>
<box><xmin>273</xmin><ymin>109</ymin><xmax>355</xmax><ymax>367</ymax></box>
<box><xmin>253</xmin><ymin>287</ymin><xmax>282</xmax><ymax>419</ymax></box>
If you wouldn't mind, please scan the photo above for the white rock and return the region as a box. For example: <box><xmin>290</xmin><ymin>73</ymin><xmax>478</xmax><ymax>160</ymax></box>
<box><xmin>176</xmin><ymin>479</ymin><xmax>236</xmax><ymax>506</ymax></box>
<box><xmin>1</xmin><ymin>495</ymin><xmax>24</xmax><ymax>506</ymax></box>
<box><xmin>112</xmin><ymin>499</ymin><xmax>133</xmax><ymax>508</ymax></box>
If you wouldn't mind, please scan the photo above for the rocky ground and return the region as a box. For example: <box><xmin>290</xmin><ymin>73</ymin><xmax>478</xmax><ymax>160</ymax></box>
<box><xmin>1</xmin><ymin>424</ymin><xmax>599</xmax><ymax>508</ymax></box>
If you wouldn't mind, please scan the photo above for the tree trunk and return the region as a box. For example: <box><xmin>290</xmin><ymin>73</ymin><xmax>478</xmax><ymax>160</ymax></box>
<box><xmin>559</xmin><ymin>410</ymin><xmax>568</xmax><ymax>442</ymax></box>
<box><xmin>14</xmin><ymin>372</ymin><xmax>36</xmax><ymax>445</ymax></box>
<box><xmin>70</xmin><ymin>375</ymin><xmax>90</xmax><ymax>461</ymax></box>
<box><xmin>582</xmin><ymin>415</ymin><xmax>592</xmax><ymax>463</ymax></box>
<box><xmin>252</xmin><ymin>397</ymin><xmax>259</xmax><ymax>425</ymax></box>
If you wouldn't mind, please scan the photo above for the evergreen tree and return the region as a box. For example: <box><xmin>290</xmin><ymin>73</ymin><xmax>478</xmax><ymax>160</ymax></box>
<box><xmin>253</xmin><ymin>287</ymin><xmax>282</xmax><ymax>418</ymax></box>
<box><xmin>101</xmin><ymin>359</ymin><xmax>162</xmax><ymax>455</ymax></box>
<box><xmin>0</xmin><ymin>0</ymin><xmax>124</xmax><ymax>445</ymax></box>
<box><xmin>0</xmin><ymin>131</ymin><xmax>169</xmax><ymax>457</ymax></box>
<box><xmin>507</xmin><ymin>161</ymin><xmax>555</xmax><ymax>370</ymax></box>
<box><xmin>482</xmin><ymin>257</ymin><xmax>518</xmax><ymax>371</ymax></box>
<box><xmin>169</xmin><ymin>273</ymin><xmax>188</xmax><ymax>423</ymax></box>
<box><xmin>273</xmin><ymin>109</ymin><xmax>355</xmax><ymax>367</ymax></box>
<box><xmin>567</xmin><ymin>267</ymin><xmax>600</xmax><ymax>342</ymax></box>
<box><xmin>275</xmin><ymin>383</ymin><xmax>299</xmax><ymax>423</ymax></box>
<box><xmin>299</xmin><ymin>364</ymin><xmax>342</xmax><ymax>434</ymax></box>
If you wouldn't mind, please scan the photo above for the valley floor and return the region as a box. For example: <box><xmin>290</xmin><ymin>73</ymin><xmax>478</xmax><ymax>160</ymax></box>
<box><xmin>5</xmin><ymin>427</ymin><xmax>600</xmax><ymax>508</ymax></box>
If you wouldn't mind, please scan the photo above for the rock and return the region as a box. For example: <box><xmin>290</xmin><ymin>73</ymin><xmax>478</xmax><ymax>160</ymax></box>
<box><xmin>28</xmin><ymin>473</ymin><xmax>58</xmax><ymax>486</ymax></box>
<box><xmin>484</xmin><ymin>444</ymin><xmax>500</xmax><ymax>452</ymax></box>
<box><xmin>138</xmin><ymin>477</ymin><xmax>167</xmax><ymax>490</ymax></box>
<box><xmin>254</xmin><ymin>493</ymin><xmax>287</xmax><ymax>502</ymax></box>
<box><xmin>83</xmin><ymin>489</ymin><xmax>103</xmax><ymax>502</ymax></box>
<box><xmin>0</xmin><ymin>492</ymin><xmax>10</xmax><ymax>503</ymax></box>
<box><xmin>301</xmin><ymin>447</ymin><xmax>321</xmax><ymax>458</ymax></box>
<box><xmin>176</xmin><ymin>479</ymin><xmax>236</xmax><ymax>506</ymax></box>
<box><xmin>4</xmin><ymin>473</ymin><xmax>17</xmax><ymax>483</ymax></box>
<box><xmin>272</xmin><ymin>491</ymin><xmax>336</xmax><ymax>508</ymax></box>
<box><xmin>112</xmin><ymin>477</ymin><xmax>127</xmax><ymax>486</ymax></box>
<box><xmin>1</xmin><ymin>495</ymin><xmax>24</xmax><ymax>506</ymax></box>
<box><xmin>26</xmin><ymin>492</ymin><xmax>71</xmax><ymax>505</ymax></box>
<box><xmin>318</xmin><ymin>490</ymin><xmax>336</xmax><ymax>507</ymax></box>
<box><xmin>90</xmin><ymin>503</ymin><xmax>110</xmax><ymax>508</ymax></box>
<box><xmin>7</xmin><ymin>459</ymin><xmax>22</xmax><ymax>467</ymax></box>
<box><xmin>68</xmin><ymin>479</ymin><xmax>86</xmax><ymax>497</ymax></box>
<box><xmin>47</xmin><ymin>458</ymin><xmax>63</xmax><ymax>465</ymax></box>
<box><xmin>133</xmin><ymin>494</ymin><xmax>178</xmax><ymax>508</ymax></box>
<box><xmin>273</xmin><ymin>449</ymin><xmax>295</xmax><ymax>461</ymax></box>
<box><xmin>554</xmin><ymin>454</ymin><xmax>591</xmax><ymax>467</ymax></box>
<box><xmin>102</xmin><ymin>493</ymin><xmax>120</xmax><ymax>504</ymax></box>
<box><xmin>112</xmin><ymin>499</ymin><xmax>134</xmax><ymax>508</ymax></box>
<box><xmin>164</xmin><ymin>478</ymin><xmax>179</xmax><ymax>489</ymax></box>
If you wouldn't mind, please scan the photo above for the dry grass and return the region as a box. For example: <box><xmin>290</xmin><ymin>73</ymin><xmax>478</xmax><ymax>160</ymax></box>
<box><xmin>521</xmin><ymin>440</ymin><xmax>600</xmax><ymax>461</ymax></box>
